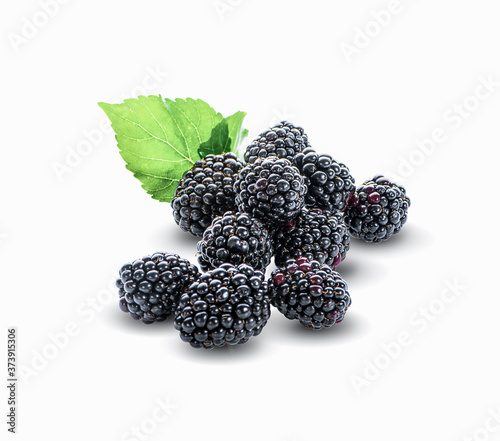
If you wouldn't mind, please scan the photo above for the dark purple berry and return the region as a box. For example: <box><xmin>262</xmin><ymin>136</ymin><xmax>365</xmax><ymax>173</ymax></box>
<box><xmin>117</xmin><ymin>253</ymin><xmax>199</xmax><ymax>324</ymax></box>
<box><xmin>197</xmin><ymin>212</ymin><xmax>273</xmax><ymax>272</ymax></box>
<box><xmin>244</xmin><ymin>121</ymin><xmax>311</xmax><ymax>165</ymax></box>
<box><xmin>269</xmin><ymin>257</ymin><xmax>351</xmax><ymax>330</ymax></box>
<box><xmin>174</xmin><ymin>264</ymin><xmax>270</xmax><ymax>349</ymax></box>
<box><xmin>294</xmin><ymin>149</ymin><xmax>355</xmax><ymax>212</ymax></box>
<box><xmin>345</xmin><ymin>176</ymin><xmax>410</xmax><ymax>243</ymax></box>
<box><xmin>234</xmin><ymin>157</ymin><xmax>306</xmax><ymax>225</ymax></box>
<box><xmin>171</xmin><ymin>153</ymin><xmax>243</xmax><ymax>237</ymax></box>
<box><xmin>274</xmin><ymin>208</ymin><xmax>350</xmax><ymax>267</ymax></box>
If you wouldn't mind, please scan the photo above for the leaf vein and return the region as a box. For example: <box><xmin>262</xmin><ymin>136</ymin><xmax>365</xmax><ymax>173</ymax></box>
<box><xmin>119</xmin><ymin>102</ymin><xmax>193</xmax><ymax>164</ymax></box>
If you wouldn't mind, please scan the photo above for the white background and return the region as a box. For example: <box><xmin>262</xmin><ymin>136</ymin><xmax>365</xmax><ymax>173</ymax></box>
<box><xmin>2</xmin><ymin>1</ymin><xmax>500</xmax><ymax>440</ymax></box>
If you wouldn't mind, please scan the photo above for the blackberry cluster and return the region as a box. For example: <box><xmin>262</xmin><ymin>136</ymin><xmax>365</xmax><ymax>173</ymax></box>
<box><xmin>269</xmin><ymin>257</ymin><xmax>351</xmax><ymax>330</ymax></box>
<box><xmin>294</xmin><ymin>149</ymin><xmax>355</xmax><ymax>212</ymax></box>
<box><xmin>107</xmin><ymin>102</ymin><xmax>419</xmax><ymax>350</ymax></box>
<box><xmin>234</xmin><ymin>157</ymin><xmax>306</xmax><ymax>226</ymax></box>
<box><xmin>346</xmin><ymin>175</ymin><xmax>410</xmax><ymax>243</ymax></box>
<box><xmin>197</xmin><ymin>211</ymin><xmax>273</xmax><ymax>272</ymax></box>
<box><xmin>274</xmin><ymin>208</ymin><xmax>350</xmax><ymax>268</ymax></box>
<box><xmin>174</xmin><ymin>264</ymin><xmax>270</xmax><ymax>349</ymax></box>
<box><xmin>117</xmin><ymin>252</ymin><xmax>199</xmax><ymax>324</ymax></box>
<box><xmin>171</xmin><ymin>153</ymin><xmax>243</xmax><ymax>236</ymax></box>
<box><xmin>244</xmin><ymin>121</ymin><xmax>311</xmax><ymax>165</ymax></box>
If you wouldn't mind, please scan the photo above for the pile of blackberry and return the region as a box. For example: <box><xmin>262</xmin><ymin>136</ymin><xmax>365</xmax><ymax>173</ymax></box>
<box><xmin>114</xmin><ymin>121</ymin><xmax>411</xmax><ymax>350</ymax></box>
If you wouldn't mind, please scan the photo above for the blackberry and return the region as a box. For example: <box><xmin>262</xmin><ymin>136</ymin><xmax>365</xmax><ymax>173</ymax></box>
<box><xmin>197</xmin><ymin>211</ymin><xmax>273</xmax><ymax>272</ymax></box>
<box><xmin>244</xmin><ymin>121</ymin><xmax>311</xmax><ymax>165</ymax></box>
<box><xmin>345</xmin><ymin>175</ymin><xmax>410</xmax><ymax>243</ymax></box>
<box><xmin>171</xmin><ymin>153</ymin><xmax>244</xmax><ymax>237</ymax></box>
<box><xmin>274</xmin><ymin>208</ymin><xmax>350</xmax><ymax>268</ymax></box>
<box><xmin>234</xmin><ymin>156</ymin><xmax>306</xmax><ymax>226</ymax></box>
<box><xmin>174</xmin><ymin>263</ymin><xmax>270</xmax><ymax>349</ymax></box>
<box><xmin>269</xmin><ymin>257</ymin><xmax>351</xmax><ymax>330</ymax></box>
<box><xmin>116</xmin><ymin>252</ymin><xmax>199</xmax><ymax>324</ymax></box>
<box><xmin>294</xmin><ymin>149</ymin><xmax>355</xmax><ymax>212</ymax></box>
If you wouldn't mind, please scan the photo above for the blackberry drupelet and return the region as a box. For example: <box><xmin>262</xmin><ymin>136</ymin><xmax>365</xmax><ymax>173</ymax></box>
<box><xmin>234</xmin><ymin>156</ymin><xmax>306</xmax><ymax>226</ymax></box>
<box><xmin>269</xmin><ymin>257</ymin><xmax>351</xmax><ymax>330</ymax></box>
<box><xmin>345</xmin><ymin>175</ymin><xmax>410</xmax><ymax>243</ymax></box>
<box><xmin>294</xmin><ymin>149</ymin><xmax>355</xmax><ymax>212</ymax></box>
<box><xmin>197</xmin><ymin>211</ymin><xmax>273</xmax><ymax>272</ymax></box>
<box><xmin>244</xmin><ymin>121</ymin><xmax>311</xmax><ymax>165</ymax></box>
<box><xmin>174</xmin><ymin>263</ymin><xmax>271</xmax><ymax>349</ymax></box>
<box><xmin>171</xmin><ymin>153</ymin><xmax>244</xmax><ymax>237</ymax></box>
<box><xmin>117</xmin><ymin>252</ymin><xmax>199</xmax><ymax>324</ymax></box>
<box><xmin>332</xmin><ymin>211</ymin><xmax>351</xmax><ymax>262</ymax></box>
<box><xmin>197</xmin><ymin>254</ymin><xmax>212</xmax><ymax>272</ymax></box>
<box><xmin>274</xmin><ymin>208</ymin><xmax>350</xmax><ymax>268</ymax></box>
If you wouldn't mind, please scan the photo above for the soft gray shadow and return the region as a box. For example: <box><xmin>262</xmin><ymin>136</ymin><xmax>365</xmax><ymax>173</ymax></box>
<box><xmin>108</xmin><ymin>306</ymin><xmax>268</xmax><ymax>358</ymax></box>
<box><xmin>349</xmin><ymin>223</ymin><xmax>433</xmax><ymax>252</ymax></box>
<box><xmin>172</xmin><ymin>333</ymin><xmax>267</xmax><ymax>361</ymax></box>
<box><xmin>335</xmin><ymin>257</ymin><xmax>388</xmax><ymax>286</ymax></box>
<box><xmin>160</xmin><ymin>227</ymin><xmax>201</xmax><ymax>248</ymax></box>
<box><xmin>270</xmin><ymin>312</ymin><xmax>369</xmax><ymax>346</ymax></box>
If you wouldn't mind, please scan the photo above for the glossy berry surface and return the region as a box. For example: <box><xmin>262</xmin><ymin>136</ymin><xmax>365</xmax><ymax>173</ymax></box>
<box><xmin>294</xmin><ymin>149</ymin><xmax>355</xmax><ymax>212</ymax></box>
<box><xmin>174</xmin><ymin>263</ymin><xmax>270</xmax><ymax>349</ymax></box>
<box><xmin>171</xmin><ymin>153</ymin><xmax>244</xmax><ymax>237</ymax></box>
<box><xmin>269</xmin><ymin>257</ymin><xmax>351</xmax><ymax>330</ymax></box>
<box><xmin>197</xmin><ymin>211</ymin><xmax>273</xmax><ymax>272</ymax></box>
<box><xmin>116</xmin><ymin>252</ymin><xmax>199</xmax><ymax>324</ymax></box>
<box><xmin>274</xmin><ymin>208</ymin><xmax>350</xmax><ymax>268</ymax></box>
<box><xmin>345</xmin><ymin>175</ymin><xmax>411</xmax><ymax>243</ymax></box>
<box><xmin>234</xmin><ymin>156</ymin><xmax>306</xmax><ymax>225</ymax></box>
<box><xmin>244</xmin><ymin>121</ymin><xmax>311</xmax><ymax>165</ymax></box>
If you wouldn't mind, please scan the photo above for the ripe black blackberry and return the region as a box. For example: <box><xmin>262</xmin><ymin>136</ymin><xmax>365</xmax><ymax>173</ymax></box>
<box><xmin>117</xmin><ymin>252</ymin><xmax>199</xmax><ymax>324</ymax></box>
<box><xmin>197</xmin><ymin>211</ymin><xmax>273</xmax><ymax>272</ymax></box>
<box><xmin>274</xmin><ymin>208</ymin><xmax>350</xmax><ymax>268</ymax></box>
<box><xmin>171</xmin><ymin>153</ymin><xmax>244</xmax><ymax>237</ymax></box>
<box><xmin>174</xmin><ymin>263</ymin><xmax>270</xmax><ymax>349</ymax></box>
<box><xmin>345</xmin><ymin>175</ymin><xmax>410</xmax><ymax>243</ymax></box>
<box><xmin>269</xmin><ymin>257</ymin><xmax>351</xmax><ymax>330</ymax></box>
<box><xmin>234</xmin><ymin>156</ymin><xmax>306</xmax><ymax>226</ymax></box>
<box><xmin>294</xmin><ymin>149</ymin><xmax>355</xmax><ymax>212</ymax></box>
<box><xmin>244</xmin><ymin>121</ymin><xmax>311</xmax><ymax>165</ymax></box>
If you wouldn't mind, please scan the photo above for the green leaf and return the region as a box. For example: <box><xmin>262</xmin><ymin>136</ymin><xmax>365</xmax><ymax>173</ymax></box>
<box><xmin>127</xmin><ymin>169</ymin><xmax>179</xmax><ymax>202</ymax></box>
<box><xmin>225</xmin><ymin>111</ymin><xmax>248</xmax><ymax>151</ymax></box>
<box><xmin>164</xmin><ymin>97</ymin><xmax>224</xmax><ymax>151</ymax></box>
<box><xmin>198</xmin><ymin>111</ymin><xmax>248</xmax><ymax>158</ymax></box>
<box><xmin>98</xmin><ymin>96</ymin><xmax>224</xmax><ymax>202</ymax></box>
<box><xmin>198</xmin><ymin>121</ymin><xmax>231</xmax><ymax>157</ymax></box>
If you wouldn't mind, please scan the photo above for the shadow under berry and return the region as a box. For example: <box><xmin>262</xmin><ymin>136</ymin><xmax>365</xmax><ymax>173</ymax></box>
<box><xmin>349</xmin><ymin>224</ymin><xmax>433</xmax><ymax>252</ymax></box>
<box><xmin>269</xmin><ymin>311</ymin><xmax>369</xmax><ymax>347</ymax></box>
